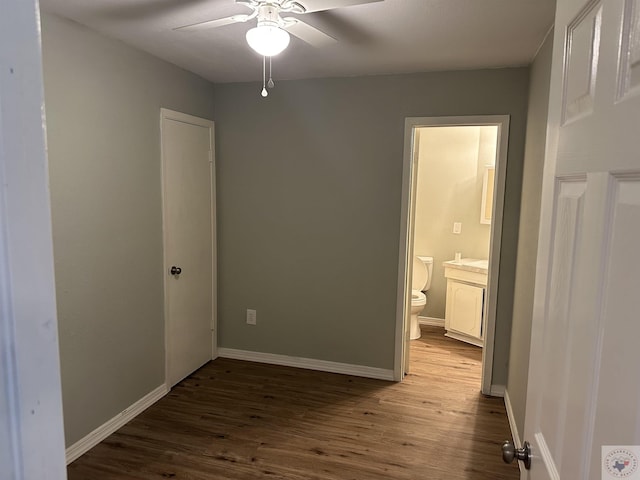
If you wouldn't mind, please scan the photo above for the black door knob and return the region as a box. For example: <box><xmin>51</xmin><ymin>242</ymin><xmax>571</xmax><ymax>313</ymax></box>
<box><xmin>170</xmin><ymin>266</ymin><xmax>182</xmax><ymax>275</ymax></box>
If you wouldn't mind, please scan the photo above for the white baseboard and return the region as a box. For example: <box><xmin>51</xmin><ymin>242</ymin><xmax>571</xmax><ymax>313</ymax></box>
<box><xmin>418</xmin><ymin>316</ymin><xmax>445</xmax><ymax>327</ymax></box>
<box><xmin>503</xmin><ymin>389</ymin><xmax>521</xmax><ymax>448</ymax></box>
<box><xmin>504</xmin><ymin>389</ymin><xmax>523</xmax><ymax>475</ymax></box>
<box><xmin>490</xmin><ymin>384</ymin><xmax>505</xmax><ymax>397</ymax></box>
<box><xmin>65</xmin><ymin>384</ymin><xmax>168</xmax><ymax>464</ymax></box>
<box><xmin>217</xmin><ymin>348</ymin><xmax>395</xmax><ymax>381</ymax></box>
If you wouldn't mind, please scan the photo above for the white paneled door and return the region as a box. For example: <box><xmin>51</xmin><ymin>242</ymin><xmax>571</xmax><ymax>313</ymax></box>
<box><xmin>521</xmin><ymin>0</ymin><xmax>640</xmax><ymax>478</ymax></box>
<box><xmin>161</xmin><ymin>109</ymin><xmax>216</xmax><ymax>388</ymax></box>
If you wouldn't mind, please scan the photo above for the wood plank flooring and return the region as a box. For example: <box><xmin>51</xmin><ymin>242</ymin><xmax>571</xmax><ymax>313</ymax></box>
<box><xmin>68</xmin><ymin>326</ymin><xmax>518</xmax><ymax>479</ymax></box>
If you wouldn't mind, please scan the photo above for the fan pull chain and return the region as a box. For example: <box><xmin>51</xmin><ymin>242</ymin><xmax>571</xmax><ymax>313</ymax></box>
<box><xmin>268</xmin><ymin>56</ymin><xmax>275</xmax><ymax>89</ymax></box>
<box><xmin>261</xmin><ymin>55</ymin><xmax>268</xmax><ymax>97</ymax></box>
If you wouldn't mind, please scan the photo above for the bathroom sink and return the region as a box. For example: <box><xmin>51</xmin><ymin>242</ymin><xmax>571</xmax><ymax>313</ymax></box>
<box><xmin>442</xmin><ymin>258</ymin><xmax>488</xmax><ymax>274</ymax></box>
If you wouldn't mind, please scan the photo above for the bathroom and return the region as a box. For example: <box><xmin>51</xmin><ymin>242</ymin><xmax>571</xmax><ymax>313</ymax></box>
<box><xmin>409</xmin><ymin>125</ymin><xmax>498</xmax><ymax>349</ymax></box>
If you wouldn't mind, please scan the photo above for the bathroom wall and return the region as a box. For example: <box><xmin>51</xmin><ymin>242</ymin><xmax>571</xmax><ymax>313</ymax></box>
<box><xmin>413</xmin><ymin>126</ymin><xmax>497</xmax><ymax>319</ymax></box>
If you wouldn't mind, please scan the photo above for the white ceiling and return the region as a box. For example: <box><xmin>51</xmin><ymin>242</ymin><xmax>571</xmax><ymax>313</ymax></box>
<box><xmin>39</xmin><ymin>0</ymin><xmax>556</xmax><ymax>84</ymax></box>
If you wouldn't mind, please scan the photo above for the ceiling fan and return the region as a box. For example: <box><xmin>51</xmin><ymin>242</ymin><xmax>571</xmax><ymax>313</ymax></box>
<box><xmin>173</xmin><ymin>0</ymin><xmax>384</xmax><ymax>56</ymax></box>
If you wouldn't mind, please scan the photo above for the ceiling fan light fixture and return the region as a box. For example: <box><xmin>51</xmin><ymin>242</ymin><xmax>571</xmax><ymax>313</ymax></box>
<box><xmin>246</xmin><ymin>25</ymin><xmax>290</xmax><ymax>56</ymax></box>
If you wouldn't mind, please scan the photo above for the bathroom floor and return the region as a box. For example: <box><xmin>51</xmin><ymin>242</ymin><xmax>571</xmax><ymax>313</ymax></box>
<box><xmin>67</xmin><ymin>325</ymin><xmax>518</xmax><ymax>480</ymax></box>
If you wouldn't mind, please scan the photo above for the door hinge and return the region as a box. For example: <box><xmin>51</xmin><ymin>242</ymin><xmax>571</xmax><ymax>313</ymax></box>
<box><xmin>208</xmin><ymin>150</ymin><xmax>213</xmax><ymax>163</ymax></box>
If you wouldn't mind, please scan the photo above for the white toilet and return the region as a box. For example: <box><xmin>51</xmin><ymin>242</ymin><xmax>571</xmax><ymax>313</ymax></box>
<box><xmin>410</xmin><ymin>256</ymin><xmax>433</xmax><ymax>340</ymax></box>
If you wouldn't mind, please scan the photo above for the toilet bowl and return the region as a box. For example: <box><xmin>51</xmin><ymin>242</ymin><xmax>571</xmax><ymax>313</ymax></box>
<box><xmin>410</xmin><ymin>256</ymin><xmax>433</xmax><ymax>340</ymax></box>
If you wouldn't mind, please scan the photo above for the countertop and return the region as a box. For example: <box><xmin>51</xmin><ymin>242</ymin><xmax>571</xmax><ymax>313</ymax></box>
<box><xmin>442</xmin><ymin>258</ymin><xmax>489</xmax><ymax>275</ymax></box>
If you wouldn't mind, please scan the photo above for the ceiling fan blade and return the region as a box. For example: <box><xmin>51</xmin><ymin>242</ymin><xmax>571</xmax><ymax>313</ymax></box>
<box><xmin>283</xmin><ymin>17</ymin><xmax>337</xmax><ymax>47</ymax></box>
<box><xmin>173</xmin><ymin>14</ymin><xmax>249</xmax><ymax>32</ymax></box>
<box><xmin>298</xmin><ymin>0</ymin><xmax>384</xmax><ymax>13</ymax></box>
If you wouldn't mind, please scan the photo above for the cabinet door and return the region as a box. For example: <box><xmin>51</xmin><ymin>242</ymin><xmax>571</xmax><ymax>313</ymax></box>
<box><xmin>446</xmin><ymin>281</ymin><xmax>484</xmax><ymax>338</ymax></box>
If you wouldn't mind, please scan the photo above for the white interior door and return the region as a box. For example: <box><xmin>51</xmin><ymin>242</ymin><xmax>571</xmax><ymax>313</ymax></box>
<box><xmin>522</xmin><ymin>0</ymin><xmax>640</xmax><ymax>478</ymax></box>
<box><xmin>161</xmin><ymin>109</ymin><xmax>216</xmax><ymax>388</ymax></box>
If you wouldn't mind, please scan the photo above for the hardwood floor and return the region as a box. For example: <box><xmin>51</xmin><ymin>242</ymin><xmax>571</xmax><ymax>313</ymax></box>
<box><xmin>68</xmin><ymin>326</ymin><xmax>518</xmax><ymax>479</ymax></box>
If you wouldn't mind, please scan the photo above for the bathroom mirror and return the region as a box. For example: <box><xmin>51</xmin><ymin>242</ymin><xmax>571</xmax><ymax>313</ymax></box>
<box><xmin>480</xmin><ymin>166</ymin><xmax>495</xmax><ymax>225</ymax></box>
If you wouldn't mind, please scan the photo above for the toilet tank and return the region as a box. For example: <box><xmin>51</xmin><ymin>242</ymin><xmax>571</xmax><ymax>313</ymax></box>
<box><xmin>412</xmin><ymin>256</ymin><xmax>434</xmax><ymax>291</ymax></box>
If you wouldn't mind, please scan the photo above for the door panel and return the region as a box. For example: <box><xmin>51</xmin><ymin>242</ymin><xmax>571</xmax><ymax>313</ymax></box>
<box><xmin>617</xmin><ymin>0</ymin><xmax>640</xmax><ymax>97</ymax></box>
<box><xmin>537</xmin><ymin>180</ymin><xmax>585</xmax><ymax>475</ymax></box>
<box><xmin>162</xmin><ymin>110</ymin><xmax>215</xmax><ymax>388</ymax></box>
<box><xmin>588</xmin><ymin>175</ymin><xmax>640</xmax><ymax>477</ymax></box>
<box><xmin>524</xmin><ymin>0</ymin><xmax>640</xmax><ymax>478</ymax></box>
<box><xmin>562</xmin><ymin>1</ymin><xmax>602</xmax><ymax>124</ymax></box>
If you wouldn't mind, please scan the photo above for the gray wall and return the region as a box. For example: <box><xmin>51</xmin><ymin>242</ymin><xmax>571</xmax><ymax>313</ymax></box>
<box><xmin>213</xmin><ymin>69</ymin><xmax>530</xmax><ymax>382</ymax></box>
<box><xmin>507</xmin><ymin>30</ymin><xmax>554</xmax><ymax>437</ymax></box>
<box><xmin>41</xmin><ymin>13</ymin><xmax>216</xmax><ymax>446</ymax></box>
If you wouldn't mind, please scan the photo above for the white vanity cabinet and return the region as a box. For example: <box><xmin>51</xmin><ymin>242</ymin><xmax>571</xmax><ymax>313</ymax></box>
<box><xmin>443</xmin><ymin>259</ymin><xmax>488</xmax><ymax>347</ymax></box>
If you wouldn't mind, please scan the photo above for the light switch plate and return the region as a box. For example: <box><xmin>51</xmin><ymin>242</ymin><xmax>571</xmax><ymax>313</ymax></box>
<box><xmin>246</xmin><ymin>309</ymin><xmax>256</xmax><ymax>325</ymax></box>
<box><xmin>453</xmin><ymin>222</ymin><xmax>462</xmax><ymax>234</ymax></box>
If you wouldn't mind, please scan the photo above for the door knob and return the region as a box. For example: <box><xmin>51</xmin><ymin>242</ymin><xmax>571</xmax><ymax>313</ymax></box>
<box><xmin>502</xmin><ymin>440</ymin><xmax>531</xmax><ymax>470</ymax></box>
<box><xmin>170</xmin><ymin>266</ymin><xmax>182</xmax><ymax>275</ymax></box>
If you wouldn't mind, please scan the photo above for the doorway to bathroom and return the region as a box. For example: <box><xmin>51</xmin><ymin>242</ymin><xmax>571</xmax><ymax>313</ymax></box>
<box><xmin>394</xmin><ymin>115</ymin><xmax>510</xmax><ymax>396</ymax></box>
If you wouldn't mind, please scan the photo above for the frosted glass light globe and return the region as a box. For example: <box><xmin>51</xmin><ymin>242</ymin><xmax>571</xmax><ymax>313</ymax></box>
<box><xmin>246</xmin><ymin>25</ymin><xmax>290</xmax><ymax>56</ymax></box>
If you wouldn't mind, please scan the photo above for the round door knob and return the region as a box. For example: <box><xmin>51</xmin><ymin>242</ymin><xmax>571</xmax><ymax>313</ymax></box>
<box><xmin>170</xmin><ymin>266</ymin><xmax>182</xmax><ymax>275</ymax></box>
<box><xmin>502</xmin><ymin>440</ymin><xmax>531</xmax><ymax>470</ymax></box>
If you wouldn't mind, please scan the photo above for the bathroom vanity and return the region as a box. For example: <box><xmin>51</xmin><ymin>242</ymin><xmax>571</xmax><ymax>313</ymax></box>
<box><xmin>443</xmin><ymin>259</ymin><xmax>488</xmax><ymax>347</ymax></box>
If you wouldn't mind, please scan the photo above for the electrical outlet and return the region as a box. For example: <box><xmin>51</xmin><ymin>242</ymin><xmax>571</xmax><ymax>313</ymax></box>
<box><xmin>246</xmin><ymin>309</ymin><xmax>257</xmax><ymax>325</ymax></box>
<box><xmin>453</xmin><ymin>222</ymin><xmax>462</xmax><ymax>234</ymax></box>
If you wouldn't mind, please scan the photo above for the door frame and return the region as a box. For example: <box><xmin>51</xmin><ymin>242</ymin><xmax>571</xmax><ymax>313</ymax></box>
<box><xmin>394</xmin><ymin>115</ymin><xmax>510</xmax><ymax>395</ymax></box>
<box><xmin>0</xmin><ymin>0</ymin><xmax>68</xmax><ymax>476</ymax></box>
<box><xmin>160</xmin><ymin>108</ymin><xmax>217</xmax><ymax>386</ymax></box>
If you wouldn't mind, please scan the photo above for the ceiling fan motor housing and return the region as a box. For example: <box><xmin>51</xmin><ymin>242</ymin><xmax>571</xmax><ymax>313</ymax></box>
<box><xmin>256</xmin><ymin>4</ymin><xmax>282</xmax><ymax>28</ymax></box>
